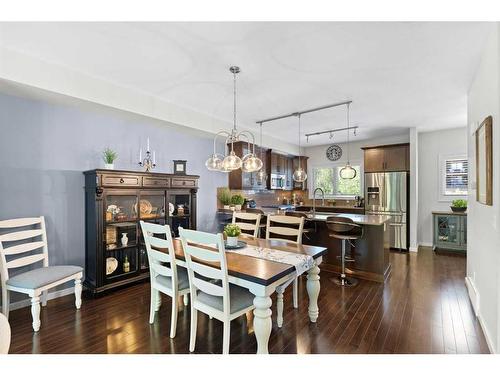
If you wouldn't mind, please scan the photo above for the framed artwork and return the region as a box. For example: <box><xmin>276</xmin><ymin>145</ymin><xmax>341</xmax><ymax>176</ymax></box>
<box><xmin>475</xmin><ymin>116</ymin><xmax>493</xmax><ymax>205</ymax></box>
<box><xmin>173</xmin><ymin>160</ymin><xmax>187</xmax><ymax>175</ymax></box>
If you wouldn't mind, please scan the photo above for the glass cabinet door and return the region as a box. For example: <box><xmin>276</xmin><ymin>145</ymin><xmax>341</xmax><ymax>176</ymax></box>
<box><xmin>436</xmin><ymin>215</ymin><xmax>460</xmax><ymax>246</ymax></box>
<box><xmin>139</xmin><ymin>191</ymin><xmax>166</xmax><ymax>221</ymax></box>
<box><xmin>168</xmin><ymin>191</ymin><xmax>192</xmax><ymax>237</ymax></box>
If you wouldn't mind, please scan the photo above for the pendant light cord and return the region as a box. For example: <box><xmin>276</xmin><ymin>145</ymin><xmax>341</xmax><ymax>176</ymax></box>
<box><xmin>298</xmin><ymin>114</ymin><xmax>302</xmax><ymax>165</ymax></box>
<box><xmin>346</xmin><ymin>103</ymin><xmax>350</xmax><ymax>164</ymax></box>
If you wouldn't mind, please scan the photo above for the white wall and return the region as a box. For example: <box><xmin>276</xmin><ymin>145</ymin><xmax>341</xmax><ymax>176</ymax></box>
<box><xmin>466</xmin><ymin>24</ymin><xmax>500</xmax><ymax>353</ymax></box>
<box><xmin>417</xmin><ymin>127</ymin><xmax>468</xmax><ymax>246</ymax></box>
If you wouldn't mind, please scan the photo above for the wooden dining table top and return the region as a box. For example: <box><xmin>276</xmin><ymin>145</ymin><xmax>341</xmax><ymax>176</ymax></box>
<box><xmin>171</xmin><ymin>237</ymin><xmax>327</xmax><ymax>286</ymax></box>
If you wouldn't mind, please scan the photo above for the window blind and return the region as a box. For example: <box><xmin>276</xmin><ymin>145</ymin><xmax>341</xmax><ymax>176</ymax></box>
<box><xmin>444</xmin><ymin>158</ymin><xmax>468</xmax><ymax>195</ymax></box>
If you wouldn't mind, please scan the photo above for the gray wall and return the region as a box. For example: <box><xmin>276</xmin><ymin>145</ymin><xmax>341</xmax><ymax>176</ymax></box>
<box><xmin>0</xmin><ymin>92</ymin><xmax>227</xmax><ymax>302</ymax></box>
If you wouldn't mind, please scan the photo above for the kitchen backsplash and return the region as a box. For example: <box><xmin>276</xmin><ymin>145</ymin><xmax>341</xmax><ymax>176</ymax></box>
<box><xmin>216</xmin><ymin>187</ymin><xmax>360</xmax><ymax>209</ymax></box>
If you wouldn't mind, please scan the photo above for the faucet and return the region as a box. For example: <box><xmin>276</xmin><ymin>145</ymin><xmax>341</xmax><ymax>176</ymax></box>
<box><xmin>312</xmin><ymin>187</ymin><xmax>325</xmax><ymax>216</ymax></box>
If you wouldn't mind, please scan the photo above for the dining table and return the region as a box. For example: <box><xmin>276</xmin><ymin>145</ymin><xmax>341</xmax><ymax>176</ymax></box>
<box><xmin>170</xmin><ymin>236</ymin><xmax>328</xmax><ymax>354</ymax></box>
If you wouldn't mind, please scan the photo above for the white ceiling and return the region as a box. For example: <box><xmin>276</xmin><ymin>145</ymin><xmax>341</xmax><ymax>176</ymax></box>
<box><xmin>0</xmin><ymin>22</ymin><xmax>492</xmax><ymax>146</ymax></box>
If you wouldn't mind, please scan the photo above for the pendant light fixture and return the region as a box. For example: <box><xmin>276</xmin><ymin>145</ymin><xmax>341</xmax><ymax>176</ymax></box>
<box><xmin>292</xmin><ymin>114</ymin><xmax>307</xmax><ymax>183</ymax></box>
<box><xmin>256</xmin><ymin>122</ymin><xmax>267</xmax><ymax>184</ymax></box>
<box><xmin>339</xmin><ymin>103</ymin><xmax>357</xmax><ymax>180</ymax></box>
<box><xmin>205</xmin><ymin>66</ymin><xmax>262</xmax><ymax>173</ymax></box>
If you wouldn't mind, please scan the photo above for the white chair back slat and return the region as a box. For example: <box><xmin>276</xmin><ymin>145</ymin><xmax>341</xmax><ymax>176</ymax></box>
<box><xmin>179</xmin><ymin>228</ymin><xmax>230</xmax><ymax>315</ymax></box>
<box><xmin>6</xmin><ymin>253</ymin><xmax>45</xmax><ymax>269</ymax></box>
<box><xmin>183</xmin><ymin>243</ymin><xmax>221</xmax><ymax>263</ymax></box>
<box><xmin>266</xmin><ymin>215</ymin><xmax>304</xmax><ymax>244</ymax></box>
<box><xmin>0</xmin><ymin>217</ymin><xmax>42</xmax><ymax>229</ymax></box>
<box><xmin>2</xmin><ymin>241</ymin><xmax>45</xmax><ymax>255</ymax></box>
<box><xmin>0</xmin><ymin>229</ymin><xmax>44</xmax><ymax>243</ymax></box>
<box><xmin>232</xmin><ymin>212</ymin><xmax>261</xmax><ymax>238</ymax></box>
<box><xmin>151</xmin><ymin>262</ymin><xmax>173</xmax><ymax>277</ymax></box>
<box><xmin>193</xmin><ymin>278</ymin><xmax>224</xmax><ymax>297</ymax></box>
<box><xmin>140</xmin><ymin>221</ymin><xmax>177</xmax><ymax>286</ymax></box>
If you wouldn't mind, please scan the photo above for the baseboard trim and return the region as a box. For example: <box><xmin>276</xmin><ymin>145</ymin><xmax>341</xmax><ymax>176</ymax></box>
<box><xmin>409</xmin><ymin>246</ymin><xmax>419</xmax><ymax>252</ymax></box>
<box><xmin>418</xmin><ymin>242</ymin><xmax>433</xmax><ymax>248</ymax></box>
<box><xmin>2</xmin><ymin>287</ymin><xmax>75</xmax><ymax>312</ymax></box>
<box><xmin>464</xmin><ymin>277</ymin><xmax>496</xmax><ymax>354</ymax></box>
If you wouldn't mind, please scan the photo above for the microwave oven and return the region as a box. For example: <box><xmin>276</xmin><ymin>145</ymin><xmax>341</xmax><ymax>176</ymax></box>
<box><xmin>270</xmin><ymin>173</ymin><xmax>286</xmax><ymax>190</ymax></box>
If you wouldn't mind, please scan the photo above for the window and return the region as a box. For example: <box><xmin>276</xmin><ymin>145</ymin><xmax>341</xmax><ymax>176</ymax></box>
<box><xmin>442</xmin><ymin>156</ymin><xmax>468</xmax><ymax>196</ymax></box>
<box><xmin>312</xmin><ymin>165</ymin><xmax>361</xmax><ymax>197</ymax></box>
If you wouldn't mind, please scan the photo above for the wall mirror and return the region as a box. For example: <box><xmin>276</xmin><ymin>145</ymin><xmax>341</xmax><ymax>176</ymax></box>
<box><xmin>476</xmin><ymin>115</ymin><xmax>493</xmax><ymax>205</ymax></box>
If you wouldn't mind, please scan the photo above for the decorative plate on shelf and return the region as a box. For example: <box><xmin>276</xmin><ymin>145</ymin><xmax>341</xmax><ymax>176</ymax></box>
<box><xmin>134</xmin><ymin>199</ymin><xmax>152</xmax><ymax>215</ymax></box>
<box><xmin>326</xmin><ymin>144</ymin><xmax>342</xmax><ymax>161</ymax></box>
<box><xmin>169</xmin><ymin>202</ymin><xmax>175</xmax><ymax>216</ymax></box>
<box><xmin>106</xmin><ymin>257</ymin><xmax>118</xmax><ymax>275</ymax></box>
<box><xmin>224</xmin><ymin>240</ymin><xmax>247</xmax><ymax>250</ymax></box>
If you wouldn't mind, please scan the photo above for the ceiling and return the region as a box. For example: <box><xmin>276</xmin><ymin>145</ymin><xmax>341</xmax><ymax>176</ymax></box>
<box><xmin>0</xmin><ymin>22</ymin><xmax>492</xmax><ymax>146</ymax></box>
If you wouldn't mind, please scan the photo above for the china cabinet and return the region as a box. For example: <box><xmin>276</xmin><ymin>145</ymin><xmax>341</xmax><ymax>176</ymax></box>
<box><xmin>83</xmin><ymin>169</ymin><xmax>199</xmax><ymax>296</ymax></box>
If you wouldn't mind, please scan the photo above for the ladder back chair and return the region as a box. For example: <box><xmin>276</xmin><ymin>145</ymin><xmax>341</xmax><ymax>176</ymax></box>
<box><xmin>231</xmin><ymin>212</ymin><xmax>262</xmax><ymax>238</ymax></box>
<box><xmin>0</xmin><ymin>312</ymin><xmax>10</xmax><ymax>354</ymax></box>
<box><xmin>140</xmin><ymin>221</ymin><xmax>190</xmax><ymax>338</ymax></box>
<box><xmin>0</xmin><ymin>217</ymin><xmax>83</xmax><ymax>332</ymax></box>
<box><xmin>179</xmin><ymin>228</ymin><xmax>255</xmax><ymax>354</ymax></box>
<box><xmin>265</xmin><ymin>214</ymin><xmax>305</xmax><ymax>327</ymax></box>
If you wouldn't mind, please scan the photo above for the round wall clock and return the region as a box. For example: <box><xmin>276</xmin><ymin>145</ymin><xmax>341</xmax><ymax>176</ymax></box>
<box><xmin>326</xmin><ymin>144</ymin><xmax>342</xmax><ymax>161</ymax></box>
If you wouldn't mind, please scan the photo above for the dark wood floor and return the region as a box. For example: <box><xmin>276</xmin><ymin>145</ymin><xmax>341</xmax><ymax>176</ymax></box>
<box><xmin>8</xmin><ymin>248</ymin><xmax>490</xmax><ymax>354</ymax></box>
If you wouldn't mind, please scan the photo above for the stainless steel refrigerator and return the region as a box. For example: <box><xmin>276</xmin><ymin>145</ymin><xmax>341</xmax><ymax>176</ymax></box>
<box><xmin>365</xmin><ymin>172</ymin><xmax>408</xmax><ymax>250</ymax></box>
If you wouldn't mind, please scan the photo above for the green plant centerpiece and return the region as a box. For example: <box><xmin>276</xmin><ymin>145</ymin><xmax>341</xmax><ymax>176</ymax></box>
<box><xmin>451</xmin><ymin>199</ymin><xmax>467</xmax><ymax>213</ymax></box>
<box><xmin>224</xmin><ymin>223</ymin><xmax>241</xmax><ymax>247</ymax></box>
<box><xmin>218</xmin><ymin>188</ymin><xmax>232</xmax><ymax>209</ymax></box>
<box><xmin>230</xmin><ymin>194</ymin><xmax>245</xmax><ymax>211</ymax></box>
<box><xmin>102</xmin><ymin>148</ymin><xmax>118</xmax><ymax>169</ymax></box>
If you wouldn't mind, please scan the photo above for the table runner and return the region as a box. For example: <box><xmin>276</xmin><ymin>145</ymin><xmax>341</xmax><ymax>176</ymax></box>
<box><xmin>226</xmin><ymin>244</ymin><xmax>314</xmax><ymax>277</ymax></box>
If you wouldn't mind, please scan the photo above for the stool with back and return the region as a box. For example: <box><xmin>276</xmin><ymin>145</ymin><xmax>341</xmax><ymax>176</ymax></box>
<box><xmin>326</xmin><ymin>216</ymin><xmax>363</xmax><ymax>287</ymax></box>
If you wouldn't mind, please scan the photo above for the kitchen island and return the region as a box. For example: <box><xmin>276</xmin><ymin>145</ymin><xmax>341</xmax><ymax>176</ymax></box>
<box><xmin>303</xmin><ymin>213</ymin><xmax>392</xmax><ymax>283</ymax></box>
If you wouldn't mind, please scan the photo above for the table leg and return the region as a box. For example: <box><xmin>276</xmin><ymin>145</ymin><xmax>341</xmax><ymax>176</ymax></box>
<box><xmin>253</xmin><ymin>295</ymin><xmax>272</xmax><ymax>354</ymax></box>
<box><xmin>306</xmin><ymin>264</ymin><xmax>320</xmax><ymax>323</ymax></box>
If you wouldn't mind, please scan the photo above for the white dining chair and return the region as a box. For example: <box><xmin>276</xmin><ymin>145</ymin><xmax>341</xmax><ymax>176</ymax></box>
<box><xmin>0</xmin><ymin>312</ymin><xmax>10</xmax><ymax>354</ymax></box>
<box><xmin>179</xmin><ymin>228</ymin><xmax>255</xmax><ymax>354</ymax></box>
<box><xmin>0</xmin><ymin>217</ymin><xmax>83</xmax><ymax>332</ymax></box>
<box><xmin>266</xmin><ymin>214</ymin><xmax>305</xmax><ymax>327</ymax></box>
<box><xmin>231</xmin><ymin>212</ymin><xmax>262</xmax><ymax>238</ymax></box>
<box><xmin>140</xmin><ymin>221</ymin><xmax>190</xmax><ymax>339</ymax></box>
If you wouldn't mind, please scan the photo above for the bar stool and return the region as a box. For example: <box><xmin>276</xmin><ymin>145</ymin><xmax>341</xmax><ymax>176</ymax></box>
<box><xmin>326</xmin><ymin>216</ymin><xmax>363</xmax><ymax>287</ymax></box>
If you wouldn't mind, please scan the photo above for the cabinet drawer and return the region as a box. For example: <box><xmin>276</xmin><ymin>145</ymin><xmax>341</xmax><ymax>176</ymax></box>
<box><xmin>143</xmin><ymin>177</ymin><xmax>170</xmax><ymax>187</ymax></box>
<box><xmin>171</xmin><ymin>178</ymin><xmax>197</xmax><ymax>188</ymax></box>
<box><xmin>101</xmin><ymin>174</ymin><xmax>141</xmax><ymax>187</ymax></box>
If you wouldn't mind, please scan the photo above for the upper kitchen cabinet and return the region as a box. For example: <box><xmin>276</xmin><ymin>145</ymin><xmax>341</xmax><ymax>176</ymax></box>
<box><xmin>227</xmin><ymin>141</ymin><xmax>267</xmax><ymax>190</ymax></box>
<box><xmin>362</xmin><ymin>143</ymin><xmax>409</xmax><ymax>172</ymax></box>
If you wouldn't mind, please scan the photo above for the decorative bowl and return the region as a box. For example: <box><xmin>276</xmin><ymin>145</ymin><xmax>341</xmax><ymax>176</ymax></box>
<box><xmin>106</xmin><ymin>257</ymin><xmax>118</xmax><ymax>275</ymax></box>
<box><xmin>450</xmin><ymin>206</ymin><xmax>467</xmax><ymax>213</ymax></box>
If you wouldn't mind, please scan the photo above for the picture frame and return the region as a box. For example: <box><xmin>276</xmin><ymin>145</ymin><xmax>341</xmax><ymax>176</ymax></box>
<box><xmin>475</xmin><ymin>116</ymin><xmax>493</xmax><ymax>205</ymax></box>
<box><xmin>173</xmin><ymin>160</ymin><xmax>187</xmax><ymax>175</ymax></box>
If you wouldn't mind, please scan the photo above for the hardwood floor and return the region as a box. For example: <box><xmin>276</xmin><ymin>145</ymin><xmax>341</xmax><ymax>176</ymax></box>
<box><xmin>8</xmin><ymin>248</ymin><xmax>489</xmax><ymax>354</ymax></box>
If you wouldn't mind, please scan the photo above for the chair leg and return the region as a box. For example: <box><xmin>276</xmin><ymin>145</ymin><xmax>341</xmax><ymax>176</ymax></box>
<box><xmin>189</xmin><ymin>306</ymin><xmax>198</xmax><ymax>352</ymax></box>
<box><xmin>41</xmin><ymin>291</ymin><xmax>48</xmax><ymax>307</ymax></box>
<box><xmin>74</xmin><ymin>279</ymin><xmax>82</xmax><ymax>309</ymax></box>
<box><xmin>223</xmin><ymin>320</ymin><xmax>230</xmax><ymax>354</ymax></box>
<box><xmin>170</xmin><ymin>294</ymin><xmax>178</xmax><ymax>339</ymax></box>
<box><xmin>293</xmin><ymin>279</ymin><xmax>298</xmax><ymax>309</ymax></box>
<box><xmin>2</xmin><ymin>289</ymin><xmax>9</xmax><ymax>319</ymax></box>
<box><xmin>149</xmin><ymin>288</ymin><xmax>157</xmax><ymax>324</ymax></box>
<box><xmin>183</xmin><ymin>294</ymin><xmax>189</xmax><ymax>306</ymax></box>
<box><xmin>31</xmin><ymin>295</ymin><xmax>41</xmax><ymax>332</ymax></box>
<box><xmin>155</xmin><ymin>290</ymin><xmax>161</xmax><ymax>312</ymax></box>
<box><xmin>277</xmin><ymin>287</ymin><xmax>284</xmax><ymax>328</ymax></box>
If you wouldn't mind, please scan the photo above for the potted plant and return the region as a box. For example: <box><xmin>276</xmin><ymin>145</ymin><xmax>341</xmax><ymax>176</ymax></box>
<box><xmin>102</xmin><ymin>148</ymin><xmax>118</xmax><ymax>170</ymax></box>
<box><xmin>218</xmin><ymin>188</ymin><xmax>232</xmax><ymax>210</ymax></box>
<box><xmin>224</xmin><ymin>223</ymin><xmax>241</xmax><ymax>247</ymax></box>
<box><xmin>231</xmin><ymin>194</ymin><xmax>245</xmax><ymax>211</ymax></box>
<box><xmin>451</xmin><ymin>199</ymin><xmax>467</xmax><ymax>213</ymax></box>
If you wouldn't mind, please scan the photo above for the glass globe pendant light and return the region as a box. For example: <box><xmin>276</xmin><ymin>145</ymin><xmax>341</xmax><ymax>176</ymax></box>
<box><xmin>293</xmin><ymin>114</ymin><xmax>307</xmax><ymax>183</ymax></box>
<box><xmin>340</xmin><ymin>103</ymin><xmax>357</xmax><ymax>180</ymax></box>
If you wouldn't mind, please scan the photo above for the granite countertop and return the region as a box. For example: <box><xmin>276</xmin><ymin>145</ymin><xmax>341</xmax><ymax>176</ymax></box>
<box><xmin>306</xmin><ymin>213</ymin><xmax>392</xmax><ymax>226</ymax></box>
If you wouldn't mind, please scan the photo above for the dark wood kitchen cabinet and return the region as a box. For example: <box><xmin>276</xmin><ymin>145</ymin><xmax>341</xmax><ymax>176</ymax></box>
<box><xmin>362</xmin><ymin>143</ymin><xmax>409</xmax><ymax>172</ymax></box>
<box><xmin>83</xmin><ymin>169</ymin><xmax>199</xmax><ymax>296</ymax></box>
<box><xmin>228</xmin><ymin>141</ymin><xmax>267</xmax><ymax>190</ymax></box>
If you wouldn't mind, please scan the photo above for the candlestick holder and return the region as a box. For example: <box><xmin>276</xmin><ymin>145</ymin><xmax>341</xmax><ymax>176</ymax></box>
<box><xmin>139</xmin><ymin>150</ymin><xmax>156</xmax><ymax>172</ymax></box>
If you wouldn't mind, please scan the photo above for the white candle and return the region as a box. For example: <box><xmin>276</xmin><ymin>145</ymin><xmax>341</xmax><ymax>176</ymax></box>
<box><xmin>153</xmin><ymin>151</ymin><xmax>156</xmax><ymax>164</ymax></box>
<box><xmin>147</xmin><ymin>137</ymin><xmax>150</xmax><ymax>152</ymax></box>
<box><xmin>139</xmin><ymin>148</ymin><xmax>142</xmax><ymax>162</ymax></box>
